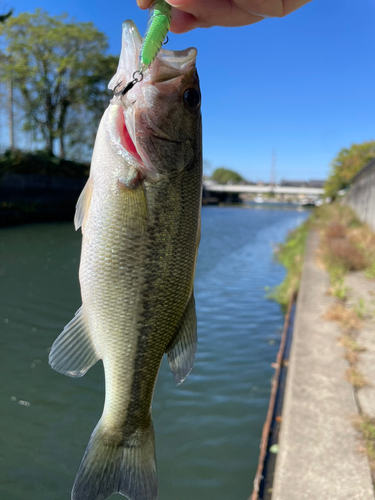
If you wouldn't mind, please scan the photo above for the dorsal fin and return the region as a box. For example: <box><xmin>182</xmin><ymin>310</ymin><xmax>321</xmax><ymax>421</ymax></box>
<box><xmin>74</xmin><ymin>177</ymin><xmax>93</xmax><ymax>232</ymax></box>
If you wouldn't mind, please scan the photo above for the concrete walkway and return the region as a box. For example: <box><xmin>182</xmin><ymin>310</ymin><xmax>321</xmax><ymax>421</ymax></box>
<box><xmin>272</xmin><ymin>231</ymin><xmax>374</xmax><ymax>500</ymax></box>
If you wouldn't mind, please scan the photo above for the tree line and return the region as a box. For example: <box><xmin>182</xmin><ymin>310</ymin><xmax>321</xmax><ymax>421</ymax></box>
<box><xmin>324</xmin><ymin>141</ymin><xmax>375</xmax><ymax>199</ymax></box>
<box><xmin>0</xmin><ymin>9</ymin><xmax>118</xmax><ymax>160</ymax></box>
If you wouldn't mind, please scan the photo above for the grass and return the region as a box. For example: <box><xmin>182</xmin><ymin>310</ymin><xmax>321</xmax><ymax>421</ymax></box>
<box><xmin>340</xmin><ymin>336</ymin><xmax>364</xmax><ymax>352</ymax></box>
<box><xmin>270</xmin><ymin>202</ymin><xmax>370</xmax><ymax>306</ymax></box>
<box><xmin>324</xmin><ymin>303</ymin><xmax>362</xmax><ymax>332</ymax></box>
<box><xmin>353</xmin><ymin>297</ymin><xmax>367</xmax><ymax>320</ymax></box>
<box><xmin>346</xmin><ymin>367</ymin><xmax>368</xmax><ymax>388</ymax></box>
<box><xmin>310</xmin><ymin>203</ymin><xmax>375</xmax><ymax>300</ymax></box>
<box><xmin>365</xmin><ymin>261</ymin><xmax>375</xmax><ymax>279</ymax></box>
<box><xmin>310</xmin><ymin>202</ymin><xmax>363</xmax><ymax>230</ymax></box>
<box><xmin>328</xmin><ymin>265</ymin><xmax>349</xmax><ymax>300</ymax></box>
<box><xmin>268</xmin><ymin>219</ymin><xmax>310</xmax><ymax>307</ymax></box>
<box><xmin>325</xmin><ymin>237</ymin><xmax>367</xmax><ymax>271</ymax></box>
<box><xmin>317</xmin><ymin>209</ymin><xmax>368</xmax><ymax>302</ymax></box>
<box><xmin>272</xmin><ymin>201</ymin><xmax>375</xmax><ymax>317</ymax></box>
<box><xmin>324</xmin><ymin>303</ymin><xmax>365</xmax><ymax>366</ymax></box>
<box><xmin>354</xmin><ymin>415</ymin><xmax>375</xmax><ymax>469</ymax></box>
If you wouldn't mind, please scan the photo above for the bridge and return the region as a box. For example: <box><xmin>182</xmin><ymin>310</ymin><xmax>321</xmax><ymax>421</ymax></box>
<box><xmin>203</xmin><ymin>180</ymin><xmax>324</xmax><ymax>196</ymax></box>
<box><xmin>202</xmin><ymin>180</ymin><xmax>324</xmax><ymax>204</ymax></box>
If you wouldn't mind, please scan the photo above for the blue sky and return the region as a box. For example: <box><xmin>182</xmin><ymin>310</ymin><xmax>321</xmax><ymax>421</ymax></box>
<box><xmin>3</xmin><ymin>0</ymin><xmax>375</xmax><ymax>181</ymax></box>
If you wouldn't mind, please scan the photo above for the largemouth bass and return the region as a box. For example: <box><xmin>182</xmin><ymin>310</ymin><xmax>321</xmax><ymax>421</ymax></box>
<box><xmin>49</xmin><ymin>20</ymin><xmax>202</xmax><ymax>500</ymax></box>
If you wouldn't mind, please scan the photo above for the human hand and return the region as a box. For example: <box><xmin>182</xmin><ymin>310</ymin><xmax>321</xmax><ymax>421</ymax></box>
<box><xmin>137</xmin><ymin>0</ymin><xmax>312</xmax><ymax>34</ymax></box>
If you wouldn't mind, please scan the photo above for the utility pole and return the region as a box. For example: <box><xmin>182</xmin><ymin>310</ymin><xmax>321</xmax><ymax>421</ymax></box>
<box><xmin>7</xmin><ymin>75</ymin><xmax>14</xmax><ymax>150</ymax></box>
<box><xmin>270</xmin><ymin>149</ymin><xmax>276</xmax><ymax>186</ymax></box>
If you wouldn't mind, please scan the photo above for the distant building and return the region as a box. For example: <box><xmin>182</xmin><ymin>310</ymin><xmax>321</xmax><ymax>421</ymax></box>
<box><xmin>280</xmin><ymin>179</ymin><xmax>325</xmax><ymax>188</ymax></box>
<box><xmin>239</xmin><ymin>179</ymin><xmax>255</xmax><ymax>185</ymax></box>
<box><xmin>306</xmin><ymin>180</ymin><xmax>325</xmax><ymax>188</ymax></box>
<box><xmin>279</xmin><ymin>180</ymin><xmax>307</xmax><ymax>187</ymax></box>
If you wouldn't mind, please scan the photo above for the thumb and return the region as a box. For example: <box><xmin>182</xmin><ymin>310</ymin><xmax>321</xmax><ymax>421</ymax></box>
<box><xmin>137</xmin><ymin>0</ymin><xmax>153</xmax><ymax>9</ymax></box>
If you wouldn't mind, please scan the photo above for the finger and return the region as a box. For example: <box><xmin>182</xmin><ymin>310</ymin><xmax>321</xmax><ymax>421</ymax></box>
<box><xmin>235</xmin><ymin>0</ymin><xmax>312</xmax><ymax>17</ymax></box>
<box><xmin>137</xmin><ymin>0</ymin><xmax>153</xmax><ymax>9</ymax></box>
<box><xmin>168</xmin><ymin>0</ymin><xmax>263</xmax><ymax>32</ymax></box>
<box><xmin>170</xmin><ymin>9</ymin><xmax>203</xmax><ymax>34</ymax></box>
<box><xmin>282</xmin><ymin>0</ymin><xmax>313</xmax><ymax>16</ymax></box>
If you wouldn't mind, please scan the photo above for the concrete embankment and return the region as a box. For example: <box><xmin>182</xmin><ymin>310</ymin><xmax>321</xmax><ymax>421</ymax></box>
<box><xmin>0</xmin><ymin>173</ymin><xmax>86</xmax><ymax>225</ymax></box>
<box><xmin>346</xmin><ymin>158</ymin><xmax>375</xmax><ymax>232</ymax></box>
<box><xmin>271</xmin><ymin>231</ymin><xmax>374</xmax><ymax>500</ymax></box>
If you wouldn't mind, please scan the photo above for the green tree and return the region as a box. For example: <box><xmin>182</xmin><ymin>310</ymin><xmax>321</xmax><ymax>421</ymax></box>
<box><xmin>324</xmin><ymin>141</ymin><xmax>375</xmax><ymax>198</ymax></box>
<box><xmin>211</xmin><ymin>167</ymin><xmax>243</xmax><ymax>184</ymax></box>
<box><xmin>0</xmin><ymin>10</ymin><xmax>117</xmax><ymax>158</ymax></box>
<box><xmin>64</xmin><ymin>54</ymin><xmax>119</xmax><ymax>161</ymax></box>
<box><xmin>0</xmin><ymin>10</ymin><xmax>12</xmax><ymax>23</ymax></box>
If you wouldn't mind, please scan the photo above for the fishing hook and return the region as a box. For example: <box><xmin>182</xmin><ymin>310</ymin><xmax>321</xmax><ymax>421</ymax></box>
<box><xmin>113</xmin><ymin>81</ymin><xmax>123</xmax><ymax>96</ymax></box>
<box><xmin>113</xmin><ymin>71</ymin><xmax>144</xmax><ymax>98</ymax></box>
<box><xmin>164</xmin><ymin>36</ymin><xmax>169</xmax><ymax>45</ymax></box>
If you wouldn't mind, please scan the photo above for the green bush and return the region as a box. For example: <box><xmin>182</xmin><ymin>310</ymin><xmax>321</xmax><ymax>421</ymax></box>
<box><xmin>0</xmin><ymin>149</ymin><xmax>89</xmax><ymax>178</ymax></box>
<box><xmin>211</xmin><ymin>167</ymin><xmax>243</xmax><ymax>184</ymax></box>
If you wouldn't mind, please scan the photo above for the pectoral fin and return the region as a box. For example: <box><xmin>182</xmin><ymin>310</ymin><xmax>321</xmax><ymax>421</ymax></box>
<box><xmin>49</xmin><ymin>306</ymin><xmax>100</xmax><ymax>378</ymax></box>
<box><xmin>74</xmin><ymin>177</ymin><xmax>93</xmax><ymax>232</ymax></box>
<box><xmin>166</xmin><ymin>293</ymin><xmax>197</xmax><ymax>385</ymax></box>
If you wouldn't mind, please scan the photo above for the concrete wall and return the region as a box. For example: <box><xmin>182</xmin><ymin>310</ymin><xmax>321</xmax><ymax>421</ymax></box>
<box><xmin>345</xmin><ymin>158</ymin><xmax>375</xmax><ymax>231</ymax></box>
<box><xmin>0</xmin><ymin>173</ymin><xmax>87</xmax><ymax>226</ymax></box>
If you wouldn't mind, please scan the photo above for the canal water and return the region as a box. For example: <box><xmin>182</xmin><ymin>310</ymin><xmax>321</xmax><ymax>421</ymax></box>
<box><xmin>0</xmin><ymin>206</ymin><xmax>309</xmax><ymax>500</ymax></box>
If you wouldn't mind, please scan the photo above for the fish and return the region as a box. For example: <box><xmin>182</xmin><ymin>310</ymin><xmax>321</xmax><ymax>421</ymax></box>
<box><xmin>48</xmin><ymin>19</ymin><xmax>202</xmax><ymax>500</ymax></box>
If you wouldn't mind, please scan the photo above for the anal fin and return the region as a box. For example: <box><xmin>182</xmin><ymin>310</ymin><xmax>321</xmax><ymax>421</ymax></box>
<box><xmin>49</xmin><ymin>306</ymin><xmax>99</xmax><ymax>378</ymax></box>
<box><xmin>166</xmin><ymin>292</ymin><xmax>197</xmax><ymax>385</ymax></box>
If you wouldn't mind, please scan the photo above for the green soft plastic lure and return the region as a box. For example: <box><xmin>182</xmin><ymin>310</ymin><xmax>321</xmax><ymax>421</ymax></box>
<box><xmin>139</xmin><ymin>0</ymin><xmax>172</xmax><ymax>73</ymax></box>
<box><xmin>115</xmin><ymin>1</ymin><xmax>172</xmax><ymax>97</ymax></box>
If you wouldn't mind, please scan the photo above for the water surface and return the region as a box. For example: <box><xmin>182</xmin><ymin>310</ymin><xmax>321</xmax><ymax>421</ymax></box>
<box><xmin>0</xmin><ymin>206</ymin><xmax>308</xmax><ymax>500</ymax></box>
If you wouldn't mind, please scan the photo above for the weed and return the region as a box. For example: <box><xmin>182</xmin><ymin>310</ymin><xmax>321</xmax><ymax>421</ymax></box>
<box><xmin>310</xmin><ymin>203</ymin><xmax>361</xmax><ymax>231</ymax></box>
<box><xmin>271</xmin><ymin>201</ymin><xmax>375</xmax><ymax>306</ymax></box>
<box><xmin>269</xmin><ymin>220</ymin><xmax>310</xmax><ymax>307</ymax></box>
<box><xmin>349</xmin><ymin>226</ymin><xmax>375</xmax><ymax>252</ymax></box>
<box><xmin>326</xmin><ymin>222</ymin><xmax>346</xmax><ymax>238</ymax></box>
<box><xmin>346</xmin><ymin>368</ymin><xmax>368</xmax><ymax>388</ymax></box>
<box><xmin>324</xmin><ymin>303</ymin><xmax>362</xmax><ymax>331</ymax></box>
<box><xmin>339</xmin><ymin>335</ymin><xmax>365</xmax><ymax>353</ymax></box>
<box><xmin>339</xmin><ymin>335</ymin><xmax>365</xmax><ymax>364</ymax></box>
<box><xmin>325</xmin><ymin>263</ymin><xmax>348</xmax><ymax>299</ymax></box>
<box><xmin>353</xmin><ymin>297</ymin><xmax>367</xmax><ymax>320</ymax></box>
<box><xmin>354</xmin><ymin>415</ymin><xmax>375</xmax><ymax>468</ymax></box>
<box><xmin>365</xmin><ymin>261</ymin><xmax>375</xmax><ymax>279</ymax></box>
<box><xmin>325</xmin><ymin>238</ymin><xmax>367</xmax><ymax>271</ymax></box>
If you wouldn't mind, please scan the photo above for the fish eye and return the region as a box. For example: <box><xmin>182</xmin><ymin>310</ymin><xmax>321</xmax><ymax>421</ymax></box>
<box><xmin>183</xmin><ymin>88</ymin><xmax>200</xmax><ymax>110</ymax></box>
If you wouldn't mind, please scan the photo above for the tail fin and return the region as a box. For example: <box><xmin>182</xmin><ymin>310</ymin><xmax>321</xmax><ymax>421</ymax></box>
<box><xmin>72</xmin><ymin>420</ymin><xmax>158</xmax><ymax>500</ymax></box>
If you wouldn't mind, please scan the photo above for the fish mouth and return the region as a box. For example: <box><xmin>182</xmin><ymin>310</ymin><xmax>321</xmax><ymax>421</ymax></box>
<box><xmin>107</xmin><ymin>20</ymin><xmax>197</xmax><ymax>179</ymax></box>
<box><xmin>108</xmin><ymin>20</ymin><xmax>197</xmax><ymax>90</ymax></box>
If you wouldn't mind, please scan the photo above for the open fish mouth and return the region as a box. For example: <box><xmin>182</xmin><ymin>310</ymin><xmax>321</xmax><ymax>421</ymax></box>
<box><xmin>108</xmin><ymin>20</ymin><xmax>197</xmax><ymax>91</ymax></box>
<box><xmin>106</xmin><ymin>20</ymin><xmax>198</xmax><ymax>180</ymax></box>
